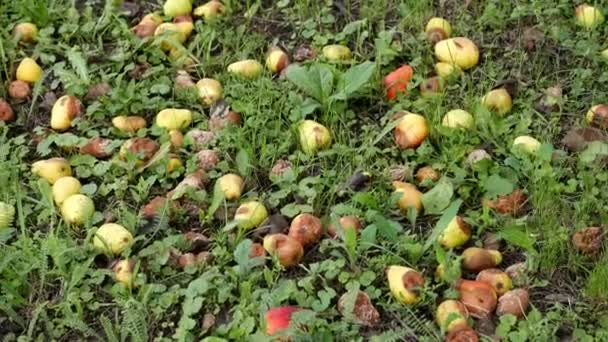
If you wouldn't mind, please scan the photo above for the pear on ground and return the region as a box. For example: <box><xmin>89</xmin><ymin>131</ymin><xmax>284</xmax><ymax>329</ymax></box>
<box><xmin>60</xmin><ymin>194</ymin><xmax>94</xmax><ymax>225</ymax></box>
<box><xmin>93</xmin><ymin>223</ymin><xmax>134</xmax><ymax>255</ymax></box>
<box><xmin>32</xmin><ymin>158</ymin><xmax>72</xmax><ymax>184</ymax></box>
<box><xmin>52</xmin><ymin>176</ymin><xmax>81</xmax><ymax>205</ymax></box>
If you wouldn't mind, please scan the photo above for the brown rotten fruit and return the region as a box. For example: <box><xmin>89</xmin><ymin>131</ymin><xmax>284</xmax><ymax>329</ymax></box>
<box><xmin>483</xmin><ymin>189</ymin><xmax>527</xmax><ymax>216</ymax></box>
<box><xmin>462</xmin><ymin>247</ymin><xmax>502</xmax><ymax>272</ymax></box>
<box><xmin>445</xmin><ymin>325</ymin><xmax>479</xmax><ymax>342</ymax></box>
<box><xmin>80</xmin><ymin>137</ymin><xmax>113</xmax><ymax>159</ymax></box>
<box><xmin>13</xmin><ymin>22</ymin><xmax>38</xmax><ymax>43</ymax></box>
<box><xmin>438</xmin><ymin>216</ymin><xmax>471</xmax><ymax>249</ymax></box>
<box><xmin>476</xmin><ymin>268</ymin><xmax>512</xmax><ymax>297</ymax></box>
<box><xmin>496</xmin><ymin>288</ymin><xmax>529</xmax><ymax>319</ymax></box>
<box><xmin>416</xmin><ymin>166</ymin><xmax>440</xmax><ymax>185</ymax></box>
<box><xmin>249</xmin><ymin>243</ymin><xmax>266</xmax><ymax>259</ymax></box>
<box><xmin>263</xmin><ymin>234</ymin><xmax>304</xmax><ymax>268</ymax></box>
<box><xmin>209</xmin><ymin>110</ymin><xmax>241</xmax><ymax>131</ymax></box>
<box><xmin>585</xmin><ymin>104</ymin><xmax>608</xmax><ymax>128</ymax></box>
<box><xmin>572</xmin><ymin>227</ymin><xmax>604</xmax><ymax>255</ymax></box>
<box><xmin>393</xmin><ymin>181</ymin><xmax>423</xmax><ymax>213</ymax></box>
<box><xmin>0</xmin><ymin>99</ymin><xmax>14</xmax><ymax>122</ymax></box>
<box><xmin>119</xmin><ymin>137</ymin><xmax>159</xmax><ymax>164</ymax></box>
<box><xmin>456</xmin><ymin>279</ymin><xmax>497</xmax><ymax>318</ymax></box>
<box><xmin>327</xmin><ymin>215</ymin><xmax>362</xmax><ymax>238</ymax></box>
<box><xmin>386</xmin><ymin>266</ymin><xmax>425</xmax><ymax>305</ymax></box>
<box><xmin>394</xmin><ymin>112</ymin><xmax>429</xmax><ymax>149</ymax></box>
<box><xmin>266</xmin><ymin>47</ymin><xmax>289</xmax><ymax>74</ymax></box>
<box><xmin>133</xmin><ymin>13</ymin><xmax>163</xmax><ymax>38</ymax></box>
<box><xmin>425</xmin><ymin>17</ymin><xmax>452</xmax><ymax>43</ymax></box>
<box><xmin>436</xmin><ymin>299</ymin><xmax>469</xmax><ymax>333</ymax></box>
<box><xmin>112</xmin><ymin>116</ymin><xmax>146</xmax><ymax>133</ymax></box>
<box><xmin>8</xmin><ymin>80</ymin><xmax>31</xmax><ymax>102</ymax></box>
<box><xmin>112</xmin><ymin>258</ymin><xmax>135</xmax><ymax>287</ymax></box>
<box><xmin>51</xmin><ymin>95</ymin><xmax>83</xmax><ymax>131</ymax></box>
<box><xmin>288</xmin><ymin>213</ymin><xmax>323</xmax><ymax>247</ymax></box>
<box><xmin>420</xmin><ymin>76</ymin><xmax>444</xmax><ymax>97</ymax></box>
<box><xmin>337</xmin><ymin>291</ymin><xmax>380</xmax><ymax>327</ymax></box>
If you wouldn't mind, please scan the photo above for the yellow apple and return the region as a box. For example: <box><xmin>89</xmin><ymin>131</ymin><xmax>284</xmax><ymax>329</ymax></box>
<box><xmin>156</xmin><ymin>108</ymin><xmax>192</xmax><ymax>131</ymax></box>
<box><xmin>227</xmin><ymin>59</ymin><xmax>263</xmax><ymax>78</ymax></box>
<box><xmin>163</xmin><ymin>0</ymin><xmax>192</xmax><ymax>17</ymax></box>
<box><xmin>298</xmin><ymin>120</ymin><xmax>331</xmax><ymax>155</ymax></box>
<box><xmin>93</xmin><ymin>223</ymin><xmax>134</xmax><ymax>255</ymax></box>
<box><xmin>234</xmin><ymin>201</ymin><xmax>268</xmax><ymax>230</ymax></box>
<box><xmin>434</xmin><ymin>37</ymin><xmax>479</xmax><ymax>70</ymax></box>
<box><xmin>442</xmin><ymin>109</ymin><xmax>474</xmax><ymax>129</ymax></box>
<box><xmin>575</xmin><ymin>4</ymin><xmax>605</xmax><ymax>29</ymax></box>
<box><xmin>513</xmin><ymin>135</ymin><xmax>541</xmax><ymax>154</ymax></box>
<box><xmin>394</xmin><ymin>112</ymin><xmax>429</xmax><ymax>149</ymax></box>
<box><xmin>60</xmin><ymin>194</ymin><xmax>94</xmax><ymax>225</ymax></box>
<box><xmin>32</xmin><ymin>158</ymin><xmax>72</xmax><ymax>184</ymax></box>
<box><xmin>196</xmin><ymin>78</ymin><xmax>223</xmax><ymax>105</ymax></box>
<box><xmin>52</xmin><ymin>176</ymin><xmax>81</xmax><ymax>205</ymax></box>
<box><xmin>216</xmin><ymin>173</ymin><xmax>244</xmax><ymax>200</ymax></box>
<box><xmin>322</xmin><ymin>44</ymin><xmax>351</xmax><ymax>61</ymax></box>
<box><xmin>16</xmin><ymin>57</ymin><xmax>43</xmax><ymax>83</ymax></box>
<box><xmin>435</xmin><ymin>62</ymin><xmax>461</xmax><ymax>78</ymax></box>
<box><xmin>482</xmin><ymin>88</ymin><xmax>513</xmax><ymax>115</ymax></box>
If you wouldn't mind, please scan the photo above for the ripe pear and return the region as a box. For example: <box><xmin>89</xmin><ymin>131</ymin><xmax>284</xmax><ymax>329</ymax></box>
<box><xmin>156</xmin><ymin>108</ymin><xmax>192</xmax><ymax>131</ymax></box>
<box><xmin>93</xmin><ymin>223</ymin><xmax>133</xmax><ymax>255</ymax></box>
<box><xmin>234</xmin><ymin>201</ymin><xmax>268</xmax><ymax>230</ymax></box>
<box><xmin>393</xmin><ymin>181</ymin><xmax>423</xmax><ymax>213</ymax></box>
<box><xmin>266</xmin><ymin>47</ymin><xmax>289</xmax><ymax>74</ymax></box>
<box><xmin>163</xmin><ymin>0</ymin><xmax>192</xmax><ymax>18</ymax></box>
<box><xmin>386</xmin><ymin>266</ymin><xmax>425</xmax><ymax>305</ymax></box>
<box><xmin>482</xmin><ymin>88</ymin><xmax>513</xmax><ymax>115</ymax></box>
<box><xmin>193</xmin><ymin>0</ymin><xmax>225</xmax><ymax>20</ymax></box>
<box><xmin>322</xmin><ymin>44</ymin><xmax>351</xmax><ymax>61</ymax></box>
<box><xmin>0</xmin><ymin>202</ymin><xmax>16</xmax><ymax>229</ymax></box>
<box><xmin>298</xmin><ymin>120</ymin><xmax>331</xmax><ymax>155</ymax></box>
<box><xmin>112</xmin><ymin>116</ymin><xmax>146</xmax><ymax>133</ymax></box>
<box><xmin>51</xmin><ymin>95</ymin><xmax>83</xmax><ymax>131</ymax></box>
<box><xmin>52</xmin><ymin>176</ymin><xmax>81</xmax><ymax>205</ymax></box>
<box><xmin>461</xmin><ymin>247</ymin><xmax>502</xmax><ymax>272</ymax></box>
<box><xmin>60</xmin><ymin>194</ymin><xmax>94</xmax><ymax>225</ymax></box>
<box><xmin>113</xmin><ymin>259</ymin><xmax>135</xmax><ymax>287</ymax></box>
<box><xmin>442</xmin><ymin>109</ymin><xmax>474</xmax><ymax>129</ymax></box>
<box><xmin>576</xmin><ymin>4</ymin><xmax>605</xmax><ymax>29</ymax></box>
<box><xmin>394</xmin><ymin>113</ymin><xmax>429</xmax><ymax>149</ymax></box>
<box><xmin>13</xmin><ymin>23</ymin><xmax>38</xmax><ymax>43</ymax></box>
<box><xmin>32</xmin><ymin>158</ymin><xmax>72</xmax><ymax>184</ymax></box>
<box><xmin>215</xmin><ymin>173</ymin><xmax>244</xmax><ymax>200</ymax></box>
<box><xmin>425</xmin><ymin>17</ymin><xmax>451</xmax><ymax>43</ymax></box>
<box><xmin>227</xmin><ymin>59</ymin><xmax>263</xmax><ymax>78</ymax></box>
<box><xmin>438</xmin><ymin>216</ymin><xmax>471</xmax><ymax>249</ymax></box>
<box><xmin>513</xmin><ymin>135</ymin><xmax>541</xmax><ymax>154</ymax></box>
<box><xmin>434</xmin><ymin>38</ymin><xmax>479</xmax><ymax>70</ymax></box>
<box><xmin>154</xmin><ymin>23</ymin><xmax>187</xmax><ymax>51</ymax></box>
<box><xmin>16</xmin><ymin>57</ymin><xmax>43</xmax><ymax>83</ymax></box>
<box><xmin>196</xmin><ymin>78</ymin><xmax>223</xmax><ymax>105</ymax></box>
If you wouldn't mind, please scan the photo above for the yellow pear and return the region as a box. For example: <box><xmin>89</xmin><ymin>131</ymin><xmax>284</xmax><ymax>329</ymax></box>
<box><xmin>386</xmin><ymin>266</ymin><xmax>425</xmax><ymax>305</ymax></box>
<box><xmin>438</xmin><ymin>216</ymin><xmax>471</xmax><ymax>249</ymax></box>
<box><xmin>93</xmin><ymin>223</ymin><xmax>134</xmax><ymax>255</ymax></box>
<box><xmin>425</xmin><ymin>17</ymin><xmax>451</xmax><ymax>43</ymax></box>
<box><xmin>60</xmin><ymin>194</ymin><xmax>94</xmax><ymax>225</ymax></box>
<box><xmin>513</xmin><ymin>135</ymin><xmax>541</xmax><ymax>154</ymax></box>
<box><xmin>193</xmin><ymin>0</ymin><xmax>225</xmax><ymax>20</ymax></box>
<box><xmin>156</xmin><ymin>108</ymin><xmax>192</xmax><ymax>131</ymax></box>
<box><xmin>298</xmin><ymin>120</ymin><xmax>331</xmax><ymax>155</ymax></box>
<box><xmin>196</xmin><ymin>78</ymin><xmax>223</xmax><ymax>105</ymax></box>
<box><xmin>13</xmin><ymin>23</ymin><xmax>38</xmax><ymax>43</ymax></box>
<box><xmin>435</xmin><ymin>62</ymin><xmax>461</xmax><ymax>78</ymax></box>
<box><xmin>322</xmin><ymin>45</ymin><xmax>351</xmax><ymax>61</ymax></box>
<box><xmin>32</xmin><ymin>158</ymin><xmax>72</xmax><ymax>184</ymax></box>
<box><xmin>434</xmin><ymin>37</ymin><xmax>479</xmax><ymax>70</ymax></box>
<box><xmin>155</xmin><ymin>23</ymin><xmax>186</xmax><ymax>51</ymax></box>
<box><xmin>216</xmin><ymin>173</ymin><xmax>244</xmax><ymax>200</ymax></box>
<box><xmin>482</xmin><ymin>88</ymin><xmax>513</xmax><ymax>115</ymax></box>
<box><xmin>227</xmin><ymin>59</ymin><xmax>263</xmax><ymax>78</ymax></box>
<box><xmin>576</xmin><ymin>4</ymin><xmax>605</xmax><ymax>29</ymax></box>
<box><xmin>16</xmin><ymin>57</ymin><xmax>43</xmax><ymax>83</ymax></box>
<box><xmin>442</xmin><ymin>109</ymin><xmax>474</xmax><ymax>129</ymax></box>
<box><xmin>52</xmin><ymin>176</ymin><xmax>81</xmax><ymax>205</ymax></box>
<box><xmin>113</xmin><ymin>259</ymin><xmax>136</xmax><ymax>287</ymax></box>
<box><xmin>112</xmin><ymin>116</ymin><xmax>146</xmax><ymax>133</ymax></box>
<box><xmin>234</xmin><ymin>201</ymin><xmax>268</xmax><ymax>230</ymax></box>
<box><xmin>163</xmin><ymin>0</ymin><xmax>192</xmax><ymax>17</ymax></box>
<box><xmin>51</xmin><ymin>95</ymin><xmax>83</xmax><ymax>131</ymax></box>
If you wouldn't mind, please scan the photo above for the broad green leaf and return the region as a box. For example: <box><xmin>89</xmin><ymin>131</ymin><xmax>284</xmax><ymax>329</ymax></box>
<box><xmin>483</xmin><ymin>174</ymin><xmax>514</xmax><ymax>199</ymax></box>
<box><xmin>580</xmin><ymin>141</ymin><xmax>608</xmax><ymax>163</ymax></box>
<box><xmin>421</xmin><ymin>179</ymin><xmax>453</xmax><ymax>214</ymax></box>
<box><xmin>285</xmin><ymin>64</ymin><xmax>334</xmax><ymax>102</ymax></box>
<box><xmin>67</xmin><ymin>47</ymin><xmax>90</xmax><ymax>84</ymax></box>
<box><xmin>236</xmin><ymin>149</ymin><xmax>251</xmax><ymax>177</ymax></box>
<box><xmin>498</xmin><ymin>225</ymin><xmax>536</xmax><ymax>252</ymax></box>
<box><xmin>333</xmin><ymin>61</ymin><xmax>376</xmax><ymax>100</ymax></box>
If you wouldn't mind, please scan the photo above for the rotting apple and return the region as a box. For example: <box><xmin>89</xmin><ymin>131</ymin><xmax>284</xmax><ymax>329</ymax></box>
<box><xmin>505</xmin><ymin>262</ymin><xmax>528</xmax><ymax>287</ymax></box>
<box><xmin>227</xmin><ymin>59</ymin><xmax>263</xmax><ymax>78</ymax></box>
<box><xmin>263</xmin><ymin>234</ymin><xmax>304</xmax><ymax>267</ymax></box>
<box><xmin>119</xmin><ymin>137</ymin><xmax>159</xmax><ymax>164</ymax></box>
<box><xmin>196</xmin><ymin>78</ymin><xmax>223</xmax><ymax>105</ymax></box>
<box><xmin>298</xmin><ymin>120</ymin><xmax>331</xmax><ymax>155</ymax></box>
<box><xmin>585</xmin><ymin>104</ymin><xmax>608</xmax><ymax>128</ymax></box>
<box><xmin>51</xmin><ymin>95</ymin><xmax>83</xmax><ymax>131</ymax></box>
<box><xmin>442</xmin><ymin>109</ymin><xmax>474</xmax><ymax>130</ymax></box>
<box><xmin>8</xmin><ymin>80</ymin><xmax>31</xmax><ymax>102</ymax></box>
<box><xmin>337</xmin><ymin>291</ymin><xmax>380</xmax><ymax>327</ymax></box>
<box><xmin>112</xmin><ymin>115</ymin><xmax>146</xmax><ymax>133</ymax></box>
<box><xmin>445</xmin><ymin>325</ymin><xmax>479</xmax><ymax>342</ymax></box>
<box><xmin>93</xmin><ymin>223</ymin><xmax>133</xmax><ymax>255</ymax></box>
<box><xmin>394</xmin><ymin>112</ymin><xmax>429</xmax><ymax>149</ymax></box>
<box><xmin>436</xmin><ymin>299</ymin><xmax>469</xmax><ymax>333</ymax></box>
<box><xmin>133</xmin><ymin>13</ymin><xmax>163</xmax><ymax>38</ymax></box>
<box><xmin>175</xmin><ymin>70</ymin><xmax>196</xmax><ymax>89</ymax></box>
<box><xmin>572</xmin><ymin>226</ymin><xmax>604</xmax><ymax>255</ymax></box>
<box><xmin>483</xmin><ymin>189</ymin><xmax>527</xmax><ymax>216</ymax></box>
<box><xmin>156</xmin><ymin>108</ymin><xmax>192</xmax><ymax>131</ymax></box>
<box><xmin>322</xmin><ymin>44</ymin><xmax>351</xmax><ymax>61</ymax></box>
<box><xmin>196</xmin><ymin>149</ymin><xmax>219</xmax><ymax>170</ymax></box>
<box><xmin>185</xmin><ymin>129</ymin><xmax>216</xmax><ymax>150</ymax></box>
<box><xmin>16</xmin><ymin>57</ymin><xmax>43</xmax><ymax>83</ymax></box>
<box><xmin>142</xmin><ymin>196</ymin><xmax>173</xmax><ymax>219</ymax></box>
<box><xmin>327</xmin><ymin>215</ymin><xmax>362</xmax><ymax>238</ymax></box>
<box><xmin>13</xmin><ymin>22</ymin><xmax>38</xmax><ymax>43</ymax></box>
<box><xmin>476</xmin><ymin>268</ymin><xmax>513</xmax><ymax>296</ymax></box>
<box><xmin>461</xmin><ymin>247</ymin><xmax>502</xmax><ymax>272</ymax></box>
<box><xmin>209</xmin><ymin>110</ymin><xmax>241</xmax><ymax>131</ymax></box>
<box><xmin>266</xmin><ymin>47</ymin><xmax>289</xmax><ymax>74</ymax></box>
<box><xmin>265</xmin><ymin>306</ymin><xmax>301</xmax><ymax>337</ymax></box>
<box><xmin>512</xmin><ymin>135</ymin><xmax>541</xmax><ymax>154</ymax></box>
<box><xmin>575</xmin><ymin>4</ymin><xmax>605</xmax><ymax>29</ymax></box>
<box><xmin>415</xmin><ymin>166</ymin><xmax>440</xmax><ymax>185</ymax></box>
<box><xmin>163</xmin><ymin>0</ymin><xmax>192</xmax><ymax>18</ymax></box>
<box><xmin>456</xmin><ymin>279</ymin><xmax>497</xmax><ymax>318</ymax></box>
<box><xmin>383</xmin><ymin>65</ymin><xmax>413</xmax><ymax>100</ymax></box>
<box><xmin>386</xmin><ymin>265</ymin><xmax>425</xmax><ymax>305</ymax></box>
<box><xmin>169</xmin><ymin>129</ymin><xmax>184</xmax><ymax>149</ymax></box>
<box><xmin>169</xmin><ymin>170</ymin><xmax>206</xmax><ymax>197</ymax></box>
<box><xmin>496</xmin><ymin>288</ymin><xmax>529</xmax><ymax>319</ymax></box>
<box><xmin>249</xmin><ymin>243</ymin><xmax>266</xmax><ymax>259</ymax></box>
<box><xmin>288</xmin><ymin>213</ymin><xmax>323</xmax><ymax>247</ymax></box>
<box><xmin>482</xmin><ymin>88</ymin><xmax>513</xmax><ymax>115</ymax></box>
<box><xmin>435</xmin><ymin>62</ymin><xmax>461</xmax><ymax>78</ymax></box>
<box><xmin>439</xmin><ymin>216</ymin><xmax>471</xmax><ymax>249</ymax></box>
<box><xmin>177</xmin><ymin>251</ymin><xmax>211</xmax><ymax>268</ymax></box>
<box><xmin>425</xmin><ymin>17</ymin><xmax>452</xmax><ymax>43</ymax></box>
<box><xmin>52</xmin><ymin>176</ymin><xmax>81</xmax><ymax>206</ymax></box>
<box><xmin>32</xmin><ymin>158</ymin><xmax>72</xmax><ymax>184</ymax></box>
<box><xmin>0</xmin><ymin>99</ymin><xmax>14</xmax><ymax>122</ymax></box>
<box><xmin>60</xmin><ymin>194</ymin><xmax>95</xmax><ymax>225</ymax></box>
<box><xmin>420</xmin><ymin>76</ymin><xmax>444</xmax><ymax>97</ymax></box>
<box><xmin>193</xmin><ymin>0</ymin><xmax>225</xmax><ymax>20</ymax></box>
<box><xmin>393</xmin><ymin>181</ymin><xmax>423</xmax><ymax>213</ymax></box>
<box><xmin>234</xmin><ymin>201</ymin><xmax>268</xmax><ymax>230</ymax></box>
<box><xmin>0</xmin><ymin>202</ymin><xmax>16</xmax><ymax>229</ymax></box>
<box><xmin>215</xmin><ymin>173</ymin><xmax>244</xmax><ymax>201</ymax></box>
<box><xmin>434</xmin><ymin>37</ymin><xmax>479</xmax><ymax>70</ymax></box>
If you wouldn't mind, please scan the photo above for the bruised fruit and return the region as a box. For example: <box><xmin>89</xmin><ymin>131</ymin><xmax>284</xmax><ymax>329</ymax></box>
<box><xmin>386</xmin><ymin>266</ymin><xmax>425</xmax><ymax>305</ymax></box>
<box><xmin>265</xmin><ymin>306</ymin><xmax>301</xmax><ymax>336</ymax></box>
<box><xmin>420</xmin><ymin>76</ymin><xmax>444</xmax><ymax>97</ymax></box>
<box><xmin>9</xmin><ymin>80</ymin><xmax>31</xmax><ymax>101</ymax></box>
<box><xmin>234</xmin><ymin>201</ymin><xmax>268</xmax><ymax>230</ymax></box>
<box><xmin>467</xmin><ymin>149</ymin><xmax>491</xmax><ymax>166</ymax></box>
<box><xmin>80</xmin><ymin>137</ymin><xmax>113</xmax><ymax>159</ymax></box>
<box><xmin>337</xmin><ymin>291</ymin><xmax>380</xmax><ymax>327</ymax></box>
<box><xmin>163</xmin><ymin>0</ymin><xmax>192</xmax><ymax>18</ymax></box>
<box><xmin>496</xmin><ymin>288</ymin><xmax>529</xmax><ymax>319</ymax></box>
<box><xmin>266</xmin><ymin>47</ymin><xmax>289</xmax><ymax>74</ymax></box>
<box><xmin>215</xmin><ymin>173</ymin><xmax>244</xmax><ymax>200</ymax></box>
<box><xmin>322</xmin><ymin>44</ymin><xmax>351</xmax><ymax>61</ymax></box>
<box><xmin>227</xmin><ymin>59</ymin><xmax>263</xmax><ymax>78</ymax></box>
<box><xmin>0</xmin><ymin>202</ymin><xmax>16</xmax><ymax>229</ymax></box>
<box><xmin>575</xmin><ymin>4</ymin><xmax>605</xmax><ymax>29</ymax></box>
<box><xmin>439</xmin><ymin>216</ymin><xmax>471</xmax><ymax>249</ymax></box>
<box><xmin>435</xmin><ymin>62</ymin><xmax>461</xmax><ymax>78</ymax></box>
<box><xmin>394</xmin><ymin>112</ymin><xmax>429</xmax><ymax>149</ymax></box>
<box><xmin>445</xmin><ymin>325</ymin><xmax>479</xmax><ymax>342</ymax></box>
<box><xmin>120</xmin><ymin>138</ymin><xmax>159</xmax><ymax>163</ymax></box>
<box><xmin>178</xmin><ymin>251</ymin><xmax>211</xmax><ymax>268</ymax></box>
<box><xmin>327</xmin><ymin>215</ymin><xmax>362</xmax><ymax>238</ymax></box>
<box><xmin>435</xmin><ymin>38</ymin><xmax>479</xmax><ymax>70</ymax></box>
<box><xmin>425</xmin><ymin>17</ymin><xmax>452</xmax><ymax>43</ymax></box>
<box><xmin>462</xmin><ymin>247</ymin><xmax>502</xmax><ymax>272</ymax></box>
<box><xmin>482</xmin><ymin>88</ymin><xmax>513</xmax><ymax>116</ymax></box>
<box><xmin>85</xmin><ymin>82</ymin><xmax>111</xmax><ymax>101</ymax></box>
<box><xmin>16</xmin><ymin>57</ymin><xmax>43</xmax><ymax>83</ymax></box>
<box><xmin>572</xmin><ymin>227</ymin><xmax>604</xmax><ymax>255</ymax></box>
<box><xmin>442</xmin><ymin>109</ymin><xmax>474</xmax><ymax>129</ymax></box>
<box><xmin>133</xmin><ymin>13</ymin><xmax>163</xmax><ymax>38</ymax></box>
<box><xmin>456</xmin><ymin>279</ymin><xmax>497</xmax><ymax>318</ymax></box>
<box><xmin>186</xmin><ymin>129</ymin><xmax>216</xmax><ymax>150</ymax></box>
<box><xmin>196</xmin><ymin>78</ymin><xmax>223</xmax><ymax>105</ymax></box>
<box><xmin>393</xmin><ymin>181</ymin><xmax>423</xmax><ymax>213</ymax></box>
<box><xmin>142</xmin><ymin>196</ymin><xmax>172</xmax><ymax>219</ymax></box>
<box><xmin>249</xmin><ymin>243</ymin><xmax>266</xmax><ymax>259</ymax></box>
<box><xmin>193</xmin><ymin>0</ymin><xmax>225</xmax><ymax>20</ymax></box>
<box><xmin>13</xmin><ymin>23</ymin><xmax>38</xmax><ymax>43</ymax></box>
<box><xmin>156</xmin><ymin>108</ymin><xmax>192</xmax><ymax>131</ymax></box>
<box><xmin>436</xmin><ymin>299</ymin><xmax>469</xmax><ymax>333</ymax></box>
<box><xmin>51</xmin><ymin>95</ymin><xmax>83</xmax><ymax>131</ymax></box>
<box><xmin>0</xmin><ymin>99</ymin><xmax>14</xmax><ymax>122</ymax></box>
<box><xmin>294</xmin><ymin>44</ymin><xmax>317</xmax><ymax>61</ymax></box>
<box><xmin>196</xmin><ymin>149</ymin><xmax>219</xmax><ymax>170</ymax></box>
<box><xmin>383</xmin><ymin>65</ymin><xmax>413</xmax><ymax>100</ymax></box>
<box><xmin>483</xmin><ymin>189</ymin><xmax>527</xmax><ymax>215</ymax></box>
<box><xmin>112</xmin><ymin>259</ymin><xmax>135</xmax><ymax>287</ymax></box>
<box><xmin>52</xmin><ymin>176</ymin><xmax>81</xmax><ymax>205</ymax></box>
<box><xmin>112</xmin><ymin>116</ymin><xmax>146</xmax><ymax>133</ymax></box>
<box><xmin>175</xmin><ymin>70</ymin><xmax>196</xmax><ymax>89</ymax></box>
<box><xmin>298</xmin><ymin>120</ymin><xmax>331</xmax><ymax>155</ymax></box>
<box><xmin>513</xmin><ymin>135</ymin><xmax>541</xmax><ymax>154</ymax></box>
<box><xmin>169</xmin><ymin>130</ymin><xmax>184</xmax><ymax>148</ymax></box>
<box><xmin>263</xmin><ymin>234</ymin><xmax>304</xmax><ymax>268</ymax></box>
<box><xmin>288</xmin><ymin>213</ymin><xmax>323</xmax><ymax>247</ymax></box>
<box><xmin>60</xmin><ymin>194</ymin><xmax>94</xmax><ymax>225</ymax></box>
<box><xmin>585</xmin><ymin>104</ymin><xmax>608</xmax><ymax>128</ymax></box>
<box><xmin>93</xmin><ymin>223</ymin><xmax>133</xmax><ymax>255</ymax></box>
<box><xmin>209</xmin><ymin>110</ymin><xmax>241</xmax><ymax>131</ymax></box>
<box><xmin>505</xmin><ymin>262</ymin><xmax>528</xmax><ymax>287</ymax></box>
<box><xmin>416</xmin><ymin>166</ymin><xmax>440</xmax><ymax>185</ymax></box>
<box><xmin>32</xmin><ymin>158</ymin><xmax>72</xmax><ymax>184</ymax></box>
<box><xmin>476</xmin><ymin>268</ymin><xmax>513</xmax><ymax>296</ymax></box>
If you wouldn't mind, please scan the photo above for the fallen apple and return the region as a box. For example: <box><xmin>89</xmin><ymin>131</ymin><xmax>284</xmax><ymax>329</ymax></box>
<box><xmin>178</xmin><ymin>251</ymin><xmax>212</xmax><ymax>268</ymax></box>
<box><xmin>294</xmin><ymin>44</ymin><xmax>317</xmax><ymax>61</ymax></box>
<box><xmin>442</xmin><ymin>109</ymin><xmax>474</xmax><ymax>130</ymax></box>
<box><xmin>461</xmin><ymin>247</ymin><xmax>502</xmax><ymax>272</ymax></box>
<box><xmin>456</xmin><ymin>279</ymin><xmax>497</xmax><ymax>318</ymax></box>
<box><xmin>265</xmin><ymin>306</ymin><xmax>301</xmax><ymax>337</ymax></box>
<box><xmin>322</xmin><ymin>44</ymin><xmax>351</xmax><ymax>61</ymax></box>
<box><xmin>196</xmin><ymin>78</ymin><xmax>223</xmax><ymax>105</ymax></box>
<box><xmin>16</xmin><ymin>57</ymin><xmax>43</xmax><ymax>83</ymax></box>
<box><xmin>0</xmin><ymin>99</ymin><xmax>14</xmax><ymax>122</ymax></box>
<box><xmin>156</xmin><ymin>108</ymin><xmax>192</xmax><ymax>131</ymax></box>
<box><xmin>173</xmin><ymin>15</ymin><xmax>194</xmax><ymax>39</ymax></box>
<box><xmin>436</xmin><ymin>299</ymin><xmax>469</xmax><ymax>333</ymax></box>
<box><xmin>572</xmin><ymin>226</ymin><xmax>604</xmax><ymax>255</ymax></box>
<box><xmin>227</xmin><ymin>59</ymin><xmax>263</xmax><ymax>78</ymax></box>
<box><xmin>112</xmin><ymin>258</ymin><xmax>135</xmax><ymax>287</ymax></box>
<box><xmin>93</xmin><ymin>223</ymin><xmax>134</xmax><ymax>255</ymax></box>
<box><xmin>133</xmin><ymin>13</ymin><xmax>163</xmax><ymax>38</ymax></box>
<box><xmin>8</xmin><ymin>80</ymin><xmax>31</xmax><ymax>102</ymax></box>
<box><xmin>383</xmin><ymin>65</ymin><xmax>413</xmax><ymax>100</ymax></box>
<box><xmin>482</xmin><ymin>88</ymin><xmax>513</xmax><ymax>115</ymax></box>
<box><xmin>386</xmin><ymin>265</ymin><xmax>425</xmax><ymax>305</ymax></box>
<box><xmin>483</xmin><ymin>189</ymin><xmax>527</xmax><ymax>215</ymax></box>
<box><xmin>327</xmin><ymin>215</ymin><xmax>362</xmax><ymax>238</ymax></box>
<box><xmin>185</xmin><ymin>129</ymin><xmax>216</xmax><ymax>150</ymax></box>
<box><xmin>434</xmin><ymin>37</ymin><xmax>479</xmax><ymax>70</ymax></box>
<box><xmin>215</xmin><ymin>173</ymin><xmax>244</xmax><ymax>200</ymax></box>
<box><xmin>196</xmin><ymin>149</ymin><xmax>219</xmax><ymax>170</ymax></box>
<box><xmin>112</xmin><ymin>115</ymin><xmax>147</xmax><ymax>133</ymax></box>
<box><xmin>193</xmin><ymin>0</ymin><xmax>225</xmax><ymax>20</ymax></box>
<box><xmin>52</xmin><ymin>176</ymin><xmax>81</xmax><ymax>205</ymax></box>
<box><xmin>393</xmin><ymin>181</ymin><xmax>423</xmax><ymax>213</ymax></box>
<box><xmin>513</xmin><ymin>135</ymin><xmax>541</xmax><ymax>154</ymax></box>
<box><xmin>394</xmin><ymin>112</ymin><xmax>429</xmax><ymax>149</ymax></box>
<box><xmin>209</xmin><ymin>110</ymin><xmax>241</xmax><ymax>131</ymax></box>
<box><xmin>496</xmin><ymin>288</ymin><xmax>529</xmax><ymax>319</ymax></box>
<box><xmin>288</xmin><ymin>213</ymin><xmax>323</xmax><ymax>247</ymax></box>
<box><xmin>154</xmin><ymin>23</ymin><xmax>187</xmax><ymax>51</ymax></box>
<box><xmin>163</xmin><ymin>0</ymin><xmax>192</xmax><ymax>18</ymax></box>
<box><xmin>435</xmin><ymin>62</ymin><xmax>461</xmax><ymax>78</ymax></box>
<box><xmin>234</xmin><ymin>201</ymin><xmax>268</xmax><ymax>230</ymax></box>
<box><xmin>420</xmin><ymin>76</ymin><xmax>444</xmax><ymax>97</ymax></box>
<box><xmin>51</xmin><ymin>95</ymin><xmax>83</xmax><ymax>131</ymax></box>
<box><xmin>266</xmin><ymin>47</ymin><xmax>289</xmax><ymax>74</ymax></box>
<box><xmin>13</xmin><ymin>22</ymin><xmax>38</xmax><ymax>43</ymax></box>
<box><xmin>575</xmin><ymin>4</ymin><xmax>605</xmax><ymax>29</ymax></box>
<box><xmin>0</xmin><ymin>202</ymin><xmax>15</xmax><ymax>229</ymax></box>
<box><xmin>337</xmin><ymin>291</ymin><xmax>380</xmax><ymax>327</ymax></box>
<box><xmin>298</xmin><ymin>120</ymin><xmax>331</xmax><ymax>155</ymax></box>
<box><xmin>415</xmin><ymin>166</ymin><xmax>440</xmax><ymax>185</ymax></box>
<box><xmin>585</xmin><ymin>104</ymin><xmax>608</xmax><ymax>128</ymax></box>
<box><xmin>476</xmin><ymin>268</ymin><xmax>513</xmax><ymax>297</ymax></box>
<box><xmin>505</xmin><ymin>262</ymin><xmax>528</xmax><ymax>287</ymax></box>
<box><xmin>425</xmin><ymin>17</ymin><xmax>452</xmax><ymax>43</ymax></box>
<box><xmin>445</xmin><ymin>325</ymin><xmax>479</xmax><ymax>342</ymax></box>
<box><xmin>439</xmin><ymin>216</ymin><xmax>471</xmax><ymax>249</ymax></box>
<box><xmin>263</xmin><ymin>234</ymin><xmax>304</xmax><ymax>267</ymax></box>
<box><xmin>32</xmin><ymin>158</ymin><xmax>72</xmax><ymax>184</ymax></box>
<box><xmin>60</xmin><ymin>194</ymin><xmax>94</xmax><ymax>225</ymax></box>
<box><xmin>249</xmin><ymin>243</ymin><xmax>266</xmax><ymax>259</ymax></box>
<box><xmin>119</xmin><ymin>137</ymin><xmax>159</xmax><ymax>164</ymax></box>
